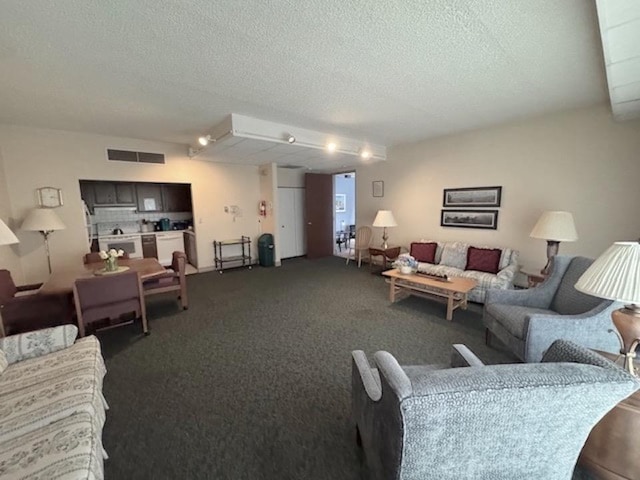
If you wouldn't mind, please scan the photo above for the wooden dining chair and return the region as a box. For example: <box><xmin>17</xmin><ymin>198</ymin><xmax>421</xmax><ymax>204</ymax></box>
<box><xmin>143</xmin><ymin>251</ymin><xmax>188</xmax><ymax>309</ymax></box>
<box><xmin>346</xmin><ymin>226</ymin><xmax>372</xmax><ymax>268</ymax></box>
<box><xmin>73</xmin><ymin>271</ymin><xmax>148</xmax><ymax>337</ymax></box>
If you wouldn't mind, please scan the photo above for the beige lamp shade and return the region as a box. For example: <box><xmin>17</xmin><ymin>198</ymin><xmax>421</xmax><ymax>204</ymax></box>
<box><xmin>0</xmin><ymin>218</ymin><xmax>19</xmax><ymax>245</ymax></box>
<box><xmin>575</xmin><ymin>242</ymin><xmax>640</xmax><ymax>304</ymax></box>
<box><xmin>530</xmin><ymin>211</ymin><xmax>578</xmax><ymax>242</ymax></box>
<box><xmin>372</xmin><ymin>210</ymin><xmax>397</xmax><ymax>228</ymax></box>
<box><xmin>21</xmin><ymin>208</ymin><xmax>66</xmax><ymax>232</ymax></box>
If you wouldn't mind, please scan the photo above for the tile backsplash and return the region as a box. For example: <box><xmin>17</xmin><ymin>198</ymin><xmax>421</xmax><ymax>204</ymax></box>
<box><xmin>92</xmin><ymin>209</ymin><xmax>192</xmax><ymax>235</ymax></box>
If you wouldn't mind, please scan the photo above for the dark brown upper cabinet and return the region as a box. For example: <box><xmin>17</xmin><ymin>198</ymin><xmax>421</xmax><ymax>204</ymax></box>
<box><xmin>162</xmin><ymin>184</ymin><xmax>192</xmax><ymax>212</ymax></box>
<box><xmin>136</xmin><ymin>184</ymin><xmax>164</xmax><ymax>212</ymax></box>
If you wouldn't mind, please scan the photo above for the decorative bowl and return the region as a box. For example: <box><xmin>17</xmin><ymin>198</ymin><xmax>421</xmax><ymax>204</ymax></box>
<box><xmin>399</xmin><ymin>265</ymin><xmax>413</xmax><ymax>275</ymax></box>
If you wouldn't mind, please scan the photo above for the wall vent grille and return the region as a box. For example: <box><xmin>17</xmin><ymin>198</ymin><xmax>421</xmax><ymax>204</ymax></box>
<box><xmin>107</xmin><ymin>149</ymin><xmax>165</xmax><ymax>164</ymax></box>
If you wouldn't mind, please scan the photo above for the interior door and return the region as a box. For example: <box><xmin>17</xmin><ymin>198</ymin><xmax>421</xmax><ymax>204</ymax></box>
<box><xmin>277</xmin><ymin>188</ymin><xmax>296</xmax><ymax>259</ymax></box>
<box><xmin>304</xmin><ymin>173</ymin><xmax>333</xmax><ymax>259</ymax></box>
<box><xmin>293</xmin><ymin>188</ymin><xmax>305</xmax><ymax>256</ymax></box>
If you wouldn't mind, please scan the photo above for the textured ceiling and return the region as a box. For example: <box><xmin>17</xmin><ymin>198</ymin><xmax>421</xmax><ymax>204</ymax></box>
<box><xmin>0</xmin><ymin>0</ymin><xmax>608</xmax><ymax>151</ymax></box>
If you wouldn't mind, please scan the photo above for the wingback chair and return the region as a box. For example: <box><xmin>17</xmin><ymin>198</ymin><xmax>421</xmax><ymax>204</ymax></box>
<box><xmin>351</xmin><ymin>340</ymin><xmax>639</xmax><ymax>480</ymax></box>
<box><xmin>73</xmin><ymin>271</ymin><xmax>148</xmax><ymax>336</ymax></box>
<box><xmin>483</xmin><ymin>255</ymin><xmax>621</xmax><ymax>362</ymax></box>
<box><xmin>346</xmin><ymin>226</ymin><xmax>372</xmax><ymax>267</ymax></box>
<box><xmin>143</xmin><ymin>251</ymin><xmax>188</xmax><ymax>309</ymax></box>
<box><xmin>0</xmin><ymin>269</ymin><xmax>74</xmax><ymax>336</ymax></box>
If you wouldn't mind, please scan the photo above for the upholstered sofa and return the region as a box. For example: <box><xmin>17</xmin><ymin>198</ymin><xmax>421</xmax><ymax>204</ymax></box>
<box><xmin>0</xmin><ymin>325</ymin><xmax>107</xmax><ymax>479</ymax></box>
<box><xmin>410</xmin><ymin>241</ymin><xmax>519</xmax><ymax>303</ymax></box>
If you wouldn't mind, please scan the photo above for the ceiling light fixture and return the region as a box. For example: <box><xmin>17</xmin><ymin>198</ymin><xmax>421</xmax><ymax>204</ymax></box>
<box><xmin>285</xmin><ymin>133</ymin><xmax>296</xmax><ymax>144</ymax></box>
<box><xmin>198</xmin><ymin>135</ymin><xmax>212</xmax><ymax>146</ymax></box>
<box><xmin>326</xmin><ymin>142</ymin><xmax>337</xmax><ymax>153</ymax></box>
<box><xmin>360</xmin><ymin>149</ymin><xmax>372</xmax><ymax>159</ymax></box>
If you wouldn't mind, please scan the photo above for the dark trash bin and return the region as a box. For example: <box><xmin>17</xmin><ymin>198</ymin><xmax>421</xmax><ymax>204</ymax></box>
<box><xmin>258</xmin><ymin>233</ymin><xmax>275</xmax><ymax>267</ymax></box>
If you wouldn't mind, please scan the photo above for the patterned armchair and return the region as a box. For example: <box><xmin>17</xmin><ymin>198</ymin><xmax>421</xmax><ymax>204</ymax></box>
<box><xmin>351</xmin><ymin>340</ymin><xmax>639</xmax><ymax>480</ymax></box>
<box><xmin>483</xmin><ymin>255</ymin><xmax>621</xmax><ymax>362</ymax></box>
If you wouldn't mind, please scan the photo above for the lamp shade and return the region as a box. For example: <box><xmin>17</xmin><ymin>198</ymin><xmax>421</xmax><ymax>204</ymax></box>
<box><xmin>21</xmin><ymin>208</ymin><xmax>66</xmax><ymax>232</ymax></box>
<box><xmin>372</xmin><ymin>210</ymin><xmax>397</xmax><ymax>228</ymax></box>
<box><xmin>575</xmin><ymin>242</ymin><xmax>640</xmax><ymax>304</ymax></box>
<box><xmin>0</xmin><ymin>218</ymin><xmax>19</xmax><ymax>245</ymax></box>
<box><xmin>530</xmin><ymin>211</ymin><xmax>578</xmax><ymax>241</ymax></box>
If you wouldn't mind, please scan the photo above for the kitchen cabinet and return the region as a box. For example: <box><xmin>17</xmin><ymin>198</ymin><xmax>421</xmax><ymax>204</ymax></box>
<box><xmin>136</xmin><ymin>184</ymin><xmax>163</xmax><ymax>212</ymax></box>
<box><xmin>115</xmin><ymin>183</ymin><xmax>136</xmax><ymax>204</ymax></box>
<box><xmin>80</xmin><ymin>182</ymin><xmax>96</xmax><ymax>212</ymax></box>
<box><xmin>81</xmin><ymin>181</ymin><xmax>135</xmax><ymax>207</ymax></box>
<box><xmin>141</xmin><ymin>234</ymin><xmax>158</xmax><ymax>259</ymax></box>
<box><xmin>184</xmin><ymin>231</ymin><xmax>197</xmax><ymax>267</ymax></box>
<box><xmin>162</xmin><ymin>184</ymin><xmax>192</xmax><ymax>212</ymax></box>
<box><xmin>93</xmin><ymin>182</ymin><xmax>116</xmax><ymax>205</ymax></box>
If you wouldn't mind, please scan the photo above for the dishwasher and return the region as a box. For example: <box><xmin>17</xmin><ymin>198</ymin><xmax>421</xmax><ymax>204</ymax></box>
<box><xmin>155</xmin><ymin>232</ymin><xmax>184</xmax><ymax>266</ymax></box>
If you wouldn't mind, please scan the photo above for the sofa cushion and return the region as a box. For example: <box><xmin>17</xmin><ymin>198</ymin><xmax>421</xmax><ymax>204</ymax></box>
<box><xmin>440</xmin><ymin>242</ymin><xmax>469</xmax><ymax>269</ymax></box>
<box><xmin>485</xmin><ymin>304</ymin><xmax>556</xmax><ymax>340</ymax></box>
<box><xmin>410</xmin><ymin>242</ymin><xmax>437</xmax><ymax>263</ymax></box>
<box><xmin>466</xmin><ymin>247</ymin><xmax>502</xmax><ymax>274</ymax></box>
<box><xmin>0</xmin><ymin>324</ymin><xmax>78</xmax><ymax>364</ymax></box>
<box><xmin>0</xmin><ymin>412</ymin><xmax>104</xmax><ymax>480</ymax></box>
<box><xmin>550</xmin><ymin>257</ymin><xmax>603</xmax><ymax>315</ymax></box>
<box><xmin>416</xmin><ymin>263</ymin><xmax>463</xmax><ymax>278</ymax></box>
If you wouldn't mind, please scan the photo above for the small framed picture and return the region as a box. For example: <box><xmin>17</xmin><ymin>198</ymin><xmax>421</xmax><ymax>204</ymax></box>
<box><xmin>335</xmin><ymin>194</ymin><xmax>346</xmax><ymax>212</ymax></box>
<box><xmin>372</xmin><ymin>180</ymin><xmax>384</xmax><ymax>198</ymax></box>
<box><xmin>443</xmin><ymin>186</ymin><xmax>502</xmax><ymax>207</ymax></box>
<box><xmin>440</xmin><ymin>209</ymin><xmax>499</xmax><ymax>230</ymax></box>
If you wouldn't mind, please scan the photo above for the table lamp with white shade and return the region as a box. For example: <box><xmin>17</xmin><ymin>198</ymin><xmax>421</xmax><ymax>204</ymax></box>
<box><xmin>0</xmin><ymin>218</ymin><xmax>19</xmax><ymax>246</ymax></box>
<box><xmin>575</xmin><ymin>241</ymin><xmax>640</xmax><ymax>376</ymax></box>
<box><xmin>372</xmin><ymin>210</ymin><xmax>397</xmax><ymax>249</ymax></box>
<box><xmin>530</xmin><ymin>211</ymin><xmax>578</xmax><ymax>275</ymax></box>
<box><xmin>21</xmin><ymin>208</ymin><xmax>66</xmax><ymax>274</ymax></box>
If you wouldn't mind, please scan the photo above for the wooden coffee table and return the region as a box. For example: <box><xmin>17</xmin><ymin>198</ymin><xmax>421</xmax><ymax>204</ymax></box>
<box><xmin>382</xmin><ymin>269</ymin><xmax>477</xmax><ymax>321</ymax></box>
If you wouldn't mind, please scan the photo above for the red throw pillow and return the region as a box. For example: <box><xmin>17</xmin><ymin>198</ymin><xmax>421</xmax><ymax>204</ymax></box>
<box><xmin>410</xmin><ymin>242</ymin><xmax>437</xmax><ymax>263</ymax></box>
<box><xmin>466</xmin><ymin>247</ymin><xmax>502</xmax><ymax>274</ymax></box>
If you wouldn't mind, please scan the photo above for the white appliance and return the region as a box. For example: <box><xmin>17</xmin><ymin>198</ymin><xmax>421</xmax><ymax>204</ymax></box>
<box><xmin>98</xmin><ymin>234</ymin><xmax>143</xmax><ymax>259</ymax></box>
<box><xmin>155</xmin><ymin>231</ymin><xmax>184</xmax><ymax>266</ymax></box>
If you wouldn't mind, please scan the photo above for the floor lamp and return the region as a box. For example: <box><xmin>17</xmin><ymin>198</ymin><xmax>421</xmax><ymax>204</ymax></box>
<box><xmin>530</xmin><ymin>211</ymin><xmax>578</xmax><ymax>275</ymax></box>
<box><xmin>21</xmin><ymin>208</ymin><xmax>66</xmax><ymax>274</ymax></box>
<box><xmin>0</xmin><ymin>218</ymin><xmax>19</xmax><ymax>337</ymax></box>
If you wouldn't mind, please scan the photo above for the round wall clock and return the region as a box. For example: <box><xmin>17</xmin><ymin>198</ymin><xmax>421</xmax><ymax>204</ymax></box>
<box><xmin>37</xmin><ymin>187</ymin><xmax>64</xmax><ymax>208</ymax></box>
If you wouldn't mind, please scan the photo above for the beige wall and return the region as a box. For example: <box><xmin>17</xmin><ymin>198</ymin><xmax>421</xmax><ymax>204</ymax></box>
<box><xmin>0</xmin><ymin>149</ymin><xmax>21</xmax><ymax>275</ymax></box>
<box><xmin>0</xmin><ymin>124</ymin><xmax>262</xmax><ymax>283</ymax></box>
<box><xmin>277</xmin><ymin>167</ymin><xmax>306</xmax><ymax>188</ymax></box>
<box><xmin>356</xmin><ymin>104</ymin><xmax>640</xmax><ymax>272</ymax></box>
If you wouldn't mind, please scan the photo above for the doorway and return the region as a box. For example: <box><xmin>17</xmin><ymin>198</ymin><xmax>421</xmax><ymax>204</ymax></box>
<box><xmin>333</xmin><ymin>172</ymin><xmax>356</xmax><ymax>259</ymax></box>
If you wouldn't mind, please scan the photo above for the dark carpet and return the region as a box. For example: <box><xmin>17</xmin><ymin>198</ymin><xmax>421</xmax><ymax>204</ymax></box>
<box><xmin>98</xmin><ymin>256</ymin><xmax>515</xmax><ymax>479</ymax></box>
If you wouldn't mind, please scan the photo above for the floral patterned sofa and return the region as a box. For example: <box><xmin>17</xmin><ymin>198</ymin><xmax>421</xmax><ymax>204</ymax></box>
<box><xmin>411</xmin><ymin>241</ymin><xmax>519</xmax><ymax>303</ymax></box>
<box><xmin>0</xmin><ymin>325</ymin><xmax>107</xmax><ymax>479</ymax></box>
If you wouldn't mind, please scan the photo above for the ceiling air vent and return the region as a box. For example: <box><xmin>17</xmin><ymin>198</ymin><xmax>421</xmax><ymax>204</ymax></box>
<box><xmin>107</xmin><ymin>149</ymin><xmax>165</xmax><ymax>164</ymax></box>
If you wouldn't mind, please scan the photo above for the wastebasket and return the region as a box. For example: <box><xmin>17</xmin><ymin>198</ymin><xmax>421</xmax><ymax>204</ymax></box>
<box><xmin>258</xmin><ymin>233</ymin><xmax>275</xmax><ymax>267</ymax></box>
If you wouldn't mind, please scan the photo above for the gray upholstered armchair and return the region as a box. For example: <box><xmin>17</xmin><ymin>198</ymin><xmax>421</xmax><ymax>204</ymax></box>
<box><xmin>483</xmin><ymin>255</ymin><xmax>621</xmax><ymax>363</ymax></box>
<box><xmin>351</xmin><ymin>340</ymin><xmax>639</xmax><ymax>480</ymax></box>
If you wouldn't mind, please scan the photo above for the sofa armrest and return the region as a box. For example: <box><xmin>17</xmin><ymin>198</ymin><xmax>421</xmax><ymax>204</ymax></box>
<box><xmin>352</xmin><ymin>350</ymin><xmax>382</xmax><ymax>401</ymax></box>
<box><xmin>0</xmin><ymin>325</ymin><xmax>78</xmax><ymax>364</ymax></box>
<box><xmin>496</xmin><ymin>263</ymin><xmax>518</xmax><ymax>282</ymax></box>
<box><xmin>451</xmin><ymin>344</ymin><xmax>485</xmax><ymax>367</ymax></box>
<box><xmin>524</xmin><ymin>301</ymin><xmax>622</xmax><ymax>363</ymax></box>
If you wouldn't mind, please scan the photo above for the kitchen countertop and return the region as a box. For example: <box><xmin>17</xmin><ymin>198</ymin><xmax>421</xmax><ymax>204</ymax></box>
<box><xmin>98</xmin><ymin>229</ymin><xmax>195</xmax><ymax>239</ymax></box>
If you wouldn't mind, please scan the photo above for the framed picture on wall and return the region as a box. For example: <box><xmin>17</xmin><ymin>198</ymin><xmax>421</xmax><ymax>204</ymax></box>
<box><xmin>440</xmin><ymin>209</ymin><xmax>499</xmax><ymax>229</ymax></box>
<box><xmin>442</xmin><ymin>186</ymin><xmax>502</xmax><ymax>207</ymax></box>
<box><xmin>335</xmin><ymin>194</ymin><xmax>346</xmax><ymax>212</ymax></box>
<box><xmin>372</xmin><ymin>180</ymin><xmax>384</xmax><ymax>197</ymax></box>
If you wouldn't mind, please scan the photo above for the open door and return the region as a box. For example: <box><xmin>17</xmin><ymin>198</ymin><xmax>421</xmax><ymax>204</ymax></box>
<box><xmin>305</xmin><ymin>173</ymin><xmax>333</xmax><ymax>258</ymax></box>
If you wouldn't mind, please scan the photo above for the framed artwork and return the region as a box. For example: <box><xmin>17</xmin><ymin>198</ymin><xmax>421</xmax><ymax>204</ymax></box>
<box><xmin>440</xmin><ymin>209</ymin><xmax>499</xmax><ymax>230</ymax></box>
<box><xmin>372</xmin><ymin>180</ymin><xmax>384</xmax><ymax>198</ymax></box>
<box><xmin>442</xmin><ymin>186</ymin><xmax>502</xmax><ymax>207</ymax></box>
<box><xmin>335</xmin><ymin>194</ymin><xmax>346</xmax><ymax>212</ymax></box>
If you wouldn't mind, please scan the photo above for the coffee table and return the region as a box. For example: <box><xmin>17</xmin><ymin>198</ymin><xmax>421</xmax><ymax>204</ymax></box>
<box><xmin>382</xmin><ymin>269</ymin><xmax>477</xmax><ymax>321</ymax></box>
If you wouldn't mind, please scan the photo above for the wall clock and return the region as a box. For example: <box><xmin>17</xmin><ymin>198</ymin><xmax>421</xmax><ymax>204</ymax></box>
<box><xmin>37</xmin><ymin>187</ymin><xmax>64</xmax><ymax>208</ymax></box>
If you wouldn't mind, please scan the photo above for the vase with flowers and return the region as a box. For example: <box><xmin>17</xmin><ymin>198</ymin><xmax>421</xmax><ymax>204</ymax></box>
<box><xmin>393</xmin><ymin>254</ymin><xmax>418</xmax><ymax>275</ymax></box>
<box><xmin>99</xmin><ymin>249</ymin><xmax>125</xmax><ymax>272</ymax></box>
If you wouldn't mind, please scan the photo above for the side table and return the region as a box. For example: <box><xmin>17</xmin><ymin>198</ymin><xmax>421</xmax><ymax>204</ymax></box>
<box><xmin>520</xmin><ymin>269</ymin><xmax>547</xmax><ymax>288</ymax></box>
<box><xmin>369</xmin><ymin>246</ymin><xmax>401</xmax><ymax>273</ymax></box>
<box><xmin>578</xmin><ymin>350</ymin><xmax>640</xmax><ymax>479</ymax></box>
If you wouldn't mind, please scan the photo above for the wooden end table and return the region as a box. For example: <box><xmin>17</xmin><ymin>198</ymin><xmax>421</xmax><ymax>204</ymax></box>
<box><xmin>382</xmin><ymin>269</ymin><xmax>477</xmax><ymax>321</ymax></box>
<box><xmin>520</xmin><ymin>269</ymin><xmax>547</xmax><ymax>288</ymax></box>
<box><xmin>578</xmin><ymin>351</ymin><xmax>640</xmax><ymax>479</ymax></box>
<box><xmin>368</xmin><ymin>246</ymin><xmax>401</xmax><ymax>273</ymax></box>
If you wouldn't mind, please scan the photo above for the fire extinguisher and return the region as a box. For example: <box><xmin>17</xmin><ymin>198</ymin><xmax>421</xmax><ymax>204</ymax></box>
<box><xmin>259</xmin><ymin>201</ymin><xmax>267</xmax><ymax>217</ymax></box>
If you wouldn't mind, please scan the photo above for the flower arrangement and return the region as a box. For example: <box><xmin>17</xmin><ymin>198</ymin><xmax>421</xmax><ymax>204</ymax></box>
<box><xmin>99</xmin><ymin>249</ymin><xmax>125</xmax><ymax>272</ymax></box>
<box><xmin>393</xmin><ymin>254</ymin><xmax>418</xmax><ymax>274</ymax></box>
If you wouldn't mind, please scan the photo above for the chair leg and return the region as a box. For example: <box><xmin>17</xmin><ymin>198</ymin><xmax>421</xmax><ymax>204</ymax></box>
<box><xmin>357</xmin><ymin>251</ymin><xmax>362</xmax><ymax>268</ymax></box>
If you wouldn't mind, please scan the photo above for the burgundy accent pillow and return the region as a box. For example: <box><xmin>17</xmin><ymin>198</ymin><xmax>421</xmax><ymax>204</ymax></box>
<box><xmin>466</xmin><ymin>247</ymin><xmax>502</xmax><ymax>274</ymax></box>
<box><xmin>410</xmin><ymin>242</ymin><xmax>437</xmax><ymax>263</ymax></box>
